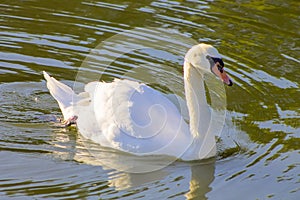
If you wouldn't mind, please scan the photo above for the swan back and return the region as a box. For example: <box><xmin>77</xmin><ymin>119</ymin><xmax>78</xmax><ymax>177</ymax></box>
<box><xmin>78</xmin><ymin>79</ymin><xmax>192</xmax><ymax>157</ymax></box>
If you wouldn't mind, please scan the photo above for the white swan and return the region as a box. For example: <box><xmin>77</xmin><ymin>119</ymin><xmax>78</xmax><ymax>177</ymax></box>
<box><xmin>44</xmin><ymin>43</ymin><xmax>232</xmax><ymax>161</ymax></box>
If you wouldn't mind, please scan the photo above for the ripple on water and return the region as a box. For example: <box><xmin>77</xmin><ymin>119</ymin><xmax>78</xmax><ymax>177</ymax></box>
<box><xmin>0</xmin><ymin>0</ymin><xmax>299</xmax><ymax>199</ymax></box>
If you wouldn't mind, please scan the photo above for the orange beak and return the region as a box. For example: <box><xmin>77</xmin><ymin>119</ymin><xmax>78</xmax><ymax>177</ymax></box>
<box><xmin>212</xmin><ymin>64</ymin><xmax>233</xmax><ymax>86</ymax></box>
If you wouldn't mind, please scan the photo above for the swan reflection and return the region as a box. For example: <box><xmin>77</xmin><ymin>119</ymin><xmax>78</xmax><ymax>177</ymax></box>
<box><xmin>52</xmin><ymin>132</ymin><xmax>215</xmax><ymax>199</ymax></box>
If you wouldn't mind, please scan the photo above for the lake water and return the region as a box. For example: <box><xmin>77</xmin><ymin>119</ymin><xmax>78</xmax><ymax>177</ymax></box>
<box><xmin>0</xmin><ymin>0</ymin><xmax>299</xmax><ymax>199</ymax></box>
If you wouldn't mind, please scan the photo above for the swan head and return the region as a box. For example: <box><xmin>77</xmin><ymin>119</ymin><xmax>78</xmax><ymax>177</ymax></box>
<box><xmin>184</xmin><ymin>43</ymin><xmax>233</xmax><ymax>86</ymax></box>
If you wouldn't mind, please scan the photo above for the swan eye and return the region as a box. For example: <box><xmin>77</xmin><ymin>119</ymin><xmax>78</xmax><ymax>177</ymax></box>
<box><xmin>207</xmin><ymin>56</ymin><xmax>225</xmax><ymax>74</ymax></box>
<box><xmin>217</xmin><ymin>64</ymin><xmax>224</xmax><ymax>73</ymax></box>
<box><xmin>208</xmin><ymin>57</ymin><xmax>224</xmax><ymax>67</ymax></box>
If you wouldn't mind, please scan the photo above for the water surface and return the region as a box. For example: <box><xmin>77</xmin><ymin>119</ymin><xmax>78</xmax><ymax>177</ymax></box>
<box><xmin>0</xmin><ymin>0</ymin><xmax>299</xmax><ymax>199</ymax></box>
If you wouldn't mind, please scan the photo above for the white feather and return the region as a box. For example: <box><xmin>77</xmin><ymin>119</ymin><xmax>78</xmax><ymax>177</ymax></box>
<box><xmin>44</xmin><ymin>43</ymin><xmax>227</xmax><ymax>160</ymax></box>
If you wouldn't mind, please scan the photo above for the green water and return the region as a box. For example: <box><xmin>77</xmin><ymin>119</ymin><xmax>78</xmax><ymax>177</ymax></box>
<box><xmin>0</xmin><ymin>0</ymin><xmax>299</xmax><ymax>199</ymax></box>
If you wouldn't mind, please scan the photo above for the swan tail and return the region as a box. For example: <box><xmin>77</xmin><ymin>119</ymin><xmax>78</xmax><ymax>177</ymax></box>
<box><xmin>43</xmin><ymin>71</ymin><xmax>79</xmax><ymax>120</ymax></box>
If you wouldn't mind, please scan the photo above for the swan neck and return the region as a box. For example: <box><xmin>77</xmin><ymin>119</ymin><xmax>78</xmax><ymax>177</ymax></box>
<box><xmin>183</xmin><ymin>61</ymin><xmax>216</xmax><ymax>159</ymax></box>
<box><xmin>184</xmin><ymin>61</ymin><xmax>210</xmax><ymax>138</ymax></box>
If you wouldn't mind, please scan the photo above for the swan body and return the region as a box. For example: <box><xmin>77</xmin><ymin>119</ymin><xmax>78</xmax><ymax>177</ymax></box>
<box><xmin>44</xmin><ymin>43</ymin><xmax>232</xmax><ymax>161</ymax></box>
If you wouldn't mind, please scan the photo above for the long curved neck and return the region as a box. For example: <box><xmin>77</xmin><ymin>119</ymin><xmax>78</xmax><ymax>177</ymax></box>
<box><xmin>184</xmin><ymin>61</ymin><xmax>210</xmax><ymax>138</ymax></box>
<box><xmin>183</xmin><ymin>61</ymin><xmax>216</xmax><ymax>159</ymax></box>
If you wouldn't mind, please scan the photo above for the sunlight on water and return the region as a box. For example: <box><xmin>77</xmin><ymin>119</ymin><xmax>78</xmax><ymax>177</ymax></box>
<box><xmin>0</xmin><ymin>0</ymin><xmax>299</xmax><ymax>199</ymax></box>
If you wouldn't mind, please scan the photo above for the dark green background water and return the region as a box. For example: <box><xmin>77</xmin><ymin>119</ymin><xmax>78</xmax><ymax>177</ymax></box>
<box><xmin>0</xmin><ymin>0</ymin><xmax>299</xmax><ymax>199</ymax></box>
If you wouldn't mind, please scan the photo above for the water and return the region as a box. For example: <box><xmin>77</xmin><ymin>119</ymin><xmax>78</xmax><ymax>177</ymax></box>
<box><xmin>0</xmin><ymin>0</ymin><xmax>299</xmax><ymax>199</ymax></box>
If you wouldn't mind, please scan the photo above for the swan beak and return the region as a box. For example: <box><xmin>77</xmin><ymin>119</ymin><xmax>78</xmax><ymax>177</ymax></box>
<box><xmin>212</xmin><ymin>65</ymin><xmax>233</xmax><ymax>86</ymax></box>
<box><xmin>220</xmin><ymin>70</ymin><xmax>233</xmax><ymax>86</ymax></box>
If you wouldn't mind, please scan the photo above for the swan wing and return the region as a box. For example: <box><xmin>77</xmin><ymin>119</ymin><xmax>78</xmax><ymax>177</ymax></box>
<box><xmin>78</xmin><ymin>79</ymin><xmax>192</xmax><ymax>157</ymax></box>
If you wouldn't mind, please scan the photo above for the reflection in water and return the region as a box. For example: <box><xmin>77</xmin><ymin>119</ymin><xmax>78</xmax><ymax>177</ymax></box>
<box><xmin>54</xmin><ymin>130</ymin><xmax>215</xmax><ymax>198</ymax></box>
<box><xmin>185</xmin><ymin>163</ymin><xmax>215</xmax><ymax>200</ymax></box>
<box><xmin>107</xmin><ymin>170</ymin><xmax>170</xmax><ymax>191</ymax></box>
<box><xmin>0</xmin><ymin>0</ymin><xmax>299</xmax><ymax>199</ymax></box>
